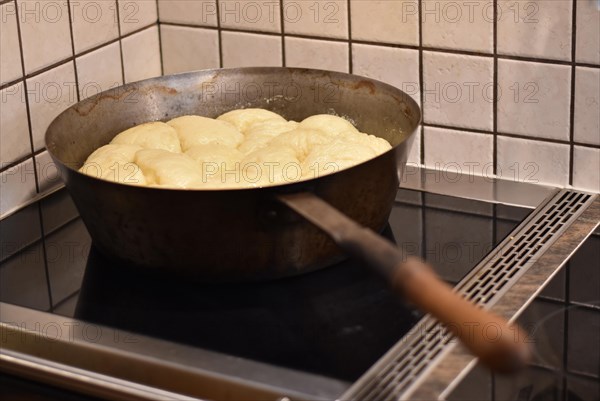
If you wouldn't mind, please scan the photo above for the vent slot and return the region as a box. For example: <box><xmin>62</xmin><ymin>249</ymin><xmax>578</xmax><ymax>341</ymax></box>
<box><xmin>342</xmin><ymin>190</ymin><xmax>595</xmax><ymax>401</ymax></box>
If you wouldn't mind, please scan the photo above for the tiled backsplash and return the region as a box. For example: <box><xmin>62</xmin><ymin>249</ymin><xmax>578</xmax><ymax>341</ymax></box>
<box><xmin>1</xmin><ymin>0</ymin><xmax>599</xmax><ymax>217</ymax></box>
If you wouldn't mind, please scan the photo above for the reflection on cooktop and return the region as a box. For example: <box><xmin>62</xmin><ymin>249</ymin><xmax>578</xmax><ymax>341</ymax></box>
<box><xmin>75</xmin><ymin>226</ymin><xmax>421</xmax><ymax>382</ymax></box>
<box><xmin>0</xmin><ymin>188</ymin><xmax>531</xmax><ymax>382</ymax></box>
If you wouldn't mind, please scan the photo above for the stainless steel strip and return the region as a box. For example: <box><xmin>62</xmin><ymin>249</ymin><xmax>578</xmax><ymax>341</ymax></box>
<box><xmin>0</xmin><ymin>303</ymin><xmax>349</xmax><ymax>401</ymax></box>
<box><xmin>340</xmin><ymin>189</ymin><xmax>598</xmax><ymax>401</ymax></box>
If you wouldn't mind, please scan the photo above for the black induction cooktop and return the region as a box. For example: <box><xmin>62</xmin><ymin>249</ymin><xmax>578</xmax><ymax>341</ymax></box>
<box><xmin>0</xmin><ymin>188</ymin><xmax>531</xmax><ymax>382</ymax></box>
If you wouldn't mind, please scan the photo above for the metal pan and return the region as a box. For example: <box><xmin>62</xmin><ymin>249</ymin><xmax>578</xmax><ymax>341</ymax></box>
<box><xmin>45</xmin><ymin>67</ymin><xmax>529</xmax><ymax>372</ymax></box>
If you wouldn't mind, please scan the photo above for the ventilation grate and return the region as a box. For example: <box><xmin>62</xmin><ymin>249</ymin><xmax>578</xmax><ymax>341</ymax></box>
<box><xmin>342</xmin><ymin>190</ymin><xmax>595</xmax><ymax>401</ymax></box>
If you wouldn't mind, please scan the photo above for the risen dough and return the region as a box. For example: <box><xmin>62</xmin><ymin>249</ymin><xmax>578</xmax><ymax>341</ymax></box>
<box><xmin>299</xmin><ymin>115</ymin><xmax>359</xmax><ymax>136</ymax></box>
<box><xmin>135</xmin><ymin>149</ymin><xmax>204</xmax><ymax>188</ymax></box>
<box><xmin>80</xmin><ymin>109</ymin><xmax>393</xmax><ymax>189</ymax></box>
<box><xmin>217</xmin><ymin>109</ymin><xmax>286</xmax><ymax>133</ymax></box>
<box><xmin>79</xmin><ymin>144</ymin><xmax>147</xmax><ymax>185</ymax></box>
<box><xmin>168</xmin><ymin>115</ymin><xmax>243</xmax><ymax>151</ymax></box>
<box><xmin>110</xmin><ymin>122</ymin><xmax>181</xmax><ymax>153</ymax></box>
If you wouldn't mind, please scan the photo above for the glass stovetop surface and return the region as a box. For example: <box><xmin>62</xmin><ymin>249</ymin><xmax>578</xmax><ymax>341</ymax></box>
<box><xmin>0</xmin><ymin>188</ymin><xmax>532</xmax><ymax>382</ymax></box>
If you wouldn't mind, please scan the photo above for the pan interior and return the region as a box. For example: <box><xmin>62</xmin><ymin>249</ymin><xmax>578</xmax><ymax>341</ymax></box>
<box><xmin>45</xmin><ymin>68</ymin><xmax>421</xmax><ymax>170</ymax></box>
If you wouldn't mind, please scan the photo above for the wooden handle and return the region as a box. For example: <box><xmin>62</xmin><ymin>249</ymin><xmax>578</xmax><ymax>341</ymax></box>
<box><xmin>278</xmin><ymin>192</ymin><xmax>531</xmax><ymax>373</ymax></box>
<box><xmin>391</xmin><ymin>256</ymin><xmax>530</xmax><ymax>372</ymax></box>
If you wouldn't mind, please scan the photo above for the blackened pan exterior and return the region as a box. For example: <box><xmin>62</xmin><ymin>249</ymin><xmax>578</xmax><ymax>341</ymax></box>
<box><xmin>45</xmin><ymin>68</ymin><xmax>420</xmax><ymax>281</ymax></box>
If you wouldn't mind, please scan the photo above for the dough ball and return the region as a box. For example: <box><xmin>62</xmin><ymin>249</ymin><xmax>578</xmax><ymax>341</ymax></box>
<box><xmin>242</xmin><ymin>144</ymin><xmax>302</xmax><ymax>187</ymax></box>
<box><xmin>217</xmin><ymin>109</ymin><xmax>286</xmax><ymax>133</ymax></box>
<box><xmin>302</xmin><ymin>138</ymin><xmax>379</xmax><ymax>179</ymax></box>
<box><xmin>299</xmin><ymin>115</ymin><xmax>359</xmax><ymax>136</ymax></box>
<box><xmin>110</xmin><ymin>122</ymin><xmax>181</xmax><ymax>153</ymax></box>
<box><xmin>239</xmin><ymin>120</ymin><xmax>299</xmax><ymax>154</ymax></box>
<box><xmin>269</xmin><ymin>128</ymin><xmax>336</xmax><ymax>160</ymax></box>
<box><xmin>185</xmin><ymin>144</ymin><xmax>244</xmax><ymax>185</ymax></box>
<box><xmin>134</xmin><ymin>149</ymin><xmax>204</xmax><ymax>188</ymax></box>
<box><xmin>168</xmin><ymin>115</ymin><xmax>243</xmax><ymax>151</ymax></box>
<box><xmin>340</xmin><ymin>131</ymin><xmax>392</xmax><ymax>154</ymax></box>
<box><xmin>79</xmin><ymin>144</ymin><xmax>146</xmax><ymax>185</ymax></box>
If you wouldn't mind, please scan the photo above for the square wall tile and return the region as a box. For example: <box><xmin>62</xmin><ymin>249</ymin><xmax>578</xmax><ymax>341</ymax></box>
<box><xmin>569</xmin><ymin>235</ymin><xmax>600</xmax><ymax>306</ymax></box>
<box><xmin>35</xmin><ymin>150</ymin><xmax>62</xmax><ymax>195</ymax></box>
<box><xmin>118</xmin><ymin>0</ymin><xmax>158</xmax><ymax>35</ymax></box>
<box><xmin>17</xmin><ymin>0</ymin><xmax>72</xmax><ymax>74</ymax></box>
<box><xmin>422</xmin><ymin>0</ymin><xmax>493</xmax><ymax>53</ymax></box>
<box><xmin>422</xmin><ymin>51</ymin><xmax>493</xmax><ymax>131</ymax></box>
<box><xmin>424</xmin><ymin>127</ymin><xmax>493</xmax><ymax>176</ymax></box>
<box><xmin>497</xmin><ymin>0</ymin><xmax>572</xmax><ymax>61</ymax></box>
<box><xmin>122</xmin><ymin>26</ymin><xmax>162</xmax><ymax>83</ymax></box>
<box><xmin>76</xmin><ymin>42</ymin><xmax>123</xmax><ymax>100</ymax></box>
<box><xmin>406</xmin><ymin>130</ymin><xmax>421</xmax><ymax>165</ymax></box>
<box><xmin>567</xmin><ymin>375</ymin><xmax>600</xmax><ymax>401</ymax></box>
<box><xmin>573</xmin><ymin>146</ymin><xmax>600</xmax><ymax>192</ymax></box>
<box><xmin>282</xmin><ymin>0</ymin><xmax>348</xmax><ymax>39</ymax></box>
<box><xmin>1</xmin><ymin>82</ymin><xmax>30</xmax><ymax>165</ymax></box>
<box><xmin>284</xmin><ymin>37</ymin><xmax>348</xmax><ymax>73</ymax></box>
<box><xmin>574</xmin><ymin>67</ymin><xmax>600</xmax><ymax>146</ymax></box>
<box><xmin>576</xmin><ymin>0</ymin><xmax>600</xmax><ymax>64</ymax></box>
<box><xmin>26</xmin><ymin>62</ymin><xmax>77</xmax><ymax>151</ymax></box>
<box><xmin>497</xmin><ymin>136</ymin><xmax>569</xmax><ymax>186</ymax></box>
<box><xmin>222</xmin><ymin>31</ymin><xmax>281</xmax><ymax>68</ymax></box>
<box><xmin>219</xmin><ymin>0</ymin><xmax>281</xmax><ymax>33</ymax></box>
<box><xmin>70</xmin><ymin>0</ymin><xmax>119</xmax><ymax>53</ymax></box>
<box><xmin>517</xmin><ymin>300</ymin><xmax>564</xmax><ymax>369</ymax></box>
<box><xmin>350</xmin><ymin>0</ymin><xmax>419</xmax><ymax>46</ymax></box>
<box><xmin>1</xmin><ymin>2</ymin><xmax>22</xmax><ymax>84</ymax></box>
<box><xmin>448</xmin><ymin>364</ymin><xmax>492</xmax><ymax>401</ymax></box>
<box><xmin>160</xmin><ymin>25</ymin><xmax>219</xmax><ymax>74</ymax></box>
<box><xmin>0</xmin><ymin>157</ymin><xmax>37</xmax><ymax>216</ymax></box>
<box><xmin>158</xmin><ymin>0</ymin><xmax>218</xmax><ymax>26</ymax></box>
<box><xmin>497</xmin><ymin>59</ymin><xmax>571</xmax><ymax>141</ymax></box>
<box><xmin>352</xmin><ymin>44</ymin><xmax>420</xmax><ymax>104</ymax></box>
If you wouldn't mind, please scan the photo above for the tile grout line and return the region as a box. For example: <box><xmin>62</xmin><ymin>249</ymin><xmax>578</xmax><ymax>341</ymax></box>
<box><xmin>114</xmin><ymin>0</ymin><xmax>127</xmax><ymax>84</ymax></box>
<box><xmin>347</xmin><ymin>0</ymin><xmax>352</xmax><ymax>73</ymax></box>
<box><xmin>65</xmin><ymin>0</ymin><xmax>81</xmax><ymax>103</ymax></box>
<box><xmin>568</xmin><ymin>0</ymin><xmax>578</xmax><ymax>186</ymax></box>
<box><xmin>155</xmin><ymin>0</ymin><xmax>164</xmax><ymax>76</ymax></box>
<box><xmin>418</xmin><ymin>0</ymin><xmax>425</xmax><ymax>166</ymax></box>
<box><xmin>279</xmin><ymin>0</ymin><xmax>286</xmax><ymax>67</ymax></box>
<box><xmin>215</xmin><ymin>0</ymin><xmax>224</xmax><ymax>68</ymax></box>
<box><xmin>0</xmin><ymin>22</ymin><xmax>157</xmax><ymax>92</ymax></box>
<box><xmin>493</xmin><ymin>0</ymin><xmax>498</xmax><ymax>175</ymax></box>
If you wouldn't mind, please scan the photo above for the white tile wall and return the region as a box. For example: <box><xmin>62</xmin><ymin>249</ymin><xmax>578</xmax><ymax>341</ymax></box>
<box><xmin>352</xmin><ymin>44</ymin><xmax>420</xmax><ymax>104</ymax></box>
<box><xmin>285</xmin><ymin>37</ymin><xmax>349</xmax><ymax>73</ymax></box>
<box><xmin>122</xmin><ymin>25</ymin><xmax>162</xmax><ymax>83</ymax></box>
<box><xmin>160</xmin><ymin>25</ymin><xmax>219</xmax><ymax>74</ymax></box>
<box><xmin>76</xmin><ymin>42</ymin><xmax>123</xmax><ymax>100</ymax></box>
<box><xmin>424</xmin><ymin>127</ymin><xmax>493</xmax><ymax>177</ymax></box>
<box><xmin>574</xmin><ymin>67</ymin><xmax>600</xmax><ymax>146</ymax></box>
<box><xmin>17</xmin><ymin>0</ymin><xmax>72</xmax><ymax>74</ymax></box>
<box><xmin>497</xmin><ymin>59</ymin><xmax>571</xmax><ymax>141</ymax></box>
<box><xmin>222</xmin><ymin>31</ymin><xmax>282</xmax><ymax>68</ymax></box>
<box><xmin>71</xmin><ymin>0</ymin><xmax>119</xmax><ymax>53</ymax></box>
<box><xmin>1</xmin><ymin>82</ymin><xmax>30</xmax><ymax>164</ymax></box>
<box><xmin>350</xmin><ymin>0</ymin><xmax>419</xmax><ymax>46</ymax></box>
<box><xmin>282</xmin><ymin>0</ymin><xmax>348</xmax><ymax>39</ymax></box>
<box><xmin>422</xmin><ymin>0</ymin><xmax>493</xmax><ymax>53</ymax></box>
<box><xmin>219</xmin><ymin>0</ymin><xmax>281</xmax><ymax>33</ymax></box>
<box><xmin>422</xmin><ymin>52</ymin><xmax>494</xmax><ymax>131</ymax></box>
<box><xmin>1</xmin><ymin>2</ymin><xmax>22</xmax><ymax>84</ymax></box>
<box><xmin>497</xmin><ymin>136</ymin><xmax>570</xmax><ymax>186</ymax></box>
<box><xmin>1</xmin><ymin>0</ymin><xmax>599</xmax><ymax>219</ymax></box>
<box><xmin>0</xmin><ymin>0</ymin><xmax>159</xmax><ymax>218</ymax></box>
<box><xmin>26</xmin><ymin>61</ymin><xmax>77</xmax><ymax>151</ymax></box>
<box><xmin>497</xmin><ymin>0</ymin><xmax>573</xmax><ymax>61</ymax></box>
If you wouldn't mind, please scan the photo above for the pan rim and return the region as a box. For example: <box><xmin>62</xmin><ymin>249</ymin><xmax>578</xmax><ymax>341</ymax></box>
<box><xmin>44</xmin><ymin>67</ymin><xmax>421</xmax><ymax>193</ymax></box>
